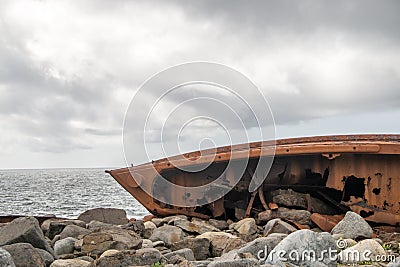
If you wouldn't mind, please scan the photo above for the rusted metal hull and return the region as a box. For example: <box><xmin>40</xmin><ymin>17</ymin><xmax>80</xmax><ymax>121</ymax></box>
<box><xmin>108</xmin><ymin>134</ymin><xmax>400</xmax><ymax>225</ymax></box>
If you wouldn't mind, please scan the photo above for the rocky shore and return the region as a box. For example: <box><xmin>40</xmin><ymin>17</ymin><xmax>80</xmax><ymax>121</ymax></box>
<box><xmin>0</xmin><ymin>206</ymin><xmax>399</xmax><ymax>267</ymax></box>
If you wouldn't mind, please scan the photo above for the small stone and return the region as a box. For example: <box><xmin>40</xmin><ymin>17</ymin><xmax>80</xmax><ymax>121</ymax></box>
<box><xmin>144</xmin><ymin>221</ymin><xmax>157</xmax><ymax>230</ymax></box>
<box><xmin>142</xmin><ymin>239</ymin><xmax>153</xmax><ymax>248</ymax></box>
<box><xmin>152</xmin><ymin>240</ymin><xmax>165</xmax><ymax>247</ymax></box>
<box><xmin>121</xmin><ymin>220</ymin><xmax>145</xmax><ymax>236</ymax></box>
<box><xmin>331</xmin><ymin>211</ymin><xmax>373</xmax><ymax>240</ymax></box>
<box><xmin>54</xmin><ymin>237</ymin><xmax>77</xmax><ymax>256</ymax></box>
<box><xmin>263</xmin><ymin>218</ymin><xmax>296</xmax><ymax>236</ymax></box>
<box><xmin>234</xmin><ymin>218</ymin><xmax>257</xmax><ymax>235</ymax></box>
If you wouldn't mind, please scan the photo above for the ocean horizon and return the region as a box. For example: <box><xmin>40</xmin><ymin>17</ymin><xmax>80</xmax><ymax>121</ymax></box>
<box><xmin>0</xmin><ymin>168</ymin><xmax>149</xmax><ymax>219</ymax></box>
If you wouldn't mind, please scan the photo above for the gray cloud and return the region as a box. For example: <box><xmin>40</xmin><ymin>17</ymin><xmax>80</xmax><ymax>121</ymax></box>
<box><xmin>0</xmin><ymin>0</ymin><xmax>399</xmax><ymax>168</ymax></box>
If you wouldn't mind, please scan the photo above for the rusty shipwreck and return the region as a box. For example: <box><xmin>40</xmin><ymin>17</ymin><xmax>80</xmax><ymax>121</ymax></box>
<box><xmin>107</xmin><ymin>134</ymin><xmax>400</xmax><ymax>226</ymax></box>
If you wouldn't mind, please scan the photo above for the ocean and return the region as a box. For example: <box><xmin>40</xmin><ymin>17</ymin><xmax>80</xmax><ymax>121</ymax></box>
<box><xmin>0</xmin><ymin>168</ymin><xmax>149</xmax><ymax>219</ymax></box>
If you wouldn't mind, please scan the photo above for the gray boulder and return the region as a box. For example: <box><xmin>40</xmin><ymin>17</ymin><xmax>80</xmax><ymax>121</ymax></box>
<box><xmin>170</xmin><ymin>237</ymin><xmax>210</xmax><ymax>260</ymax></box>
<box><xmin>81</xmin><ymin>227</ymin><xmax>142</xmax><ymax>256</ymax></box>
<box><xmin>163</xmin><ymin>248</ymin><xmax>195</xmax><ymax>262</ymax></box>
<box><xmin>50</xmin><ymin>259</ymin><xmax>93</xmax><ymax>267</ymax></box>
<box><xmin>208</xmin><ymin>258</ymin><xmax>259</xmax><ymax>267</ymax></box>
<box><xmin>338</xmin><ymin>239</ymin><xmax>386</xmax><ymax>264</ymax></box>
<box><xmin>150</xmin><ymin>225</ymin><xmax>185</xmax><ymax>246</ymax></box>
<box><xmin>0</xmin><ymin>217</ymin><xmax>54</xmax><ymax>255</ymax></box>
<box><xmin>234</xmin><ymin>218</ymin><xmax>257</xmax><ymax>235</ymax></box>
<box><xmin>172</xmin><ymin>218</ymin><xmax>219</xmax><ymax>235</ymax></box>
<box><xmin>208</xmin><ymin>219</ymin><xmax>229</xmax><ymax>230</ymax></box>
<box><xmin>78</xmin><ymin>208</ymin><xmax>129</xmax><ymax>225</ymax></box>
<box><xmin>95</xmin><ymin>248</ymin><xmax>161</xmax><ymax>267</ymax></box>
<box><xmin>257</xmin><ymin>207</ymin><xmax>312</xmax><ymax>226</ymax></box>
<box><xmin>331</xmin><ymin>211</ymin><xmax>373</xmax><ymax>240</ymax></box>
<box><xmin>35</xmin><ymin>248</ymin><xmax>55</xmax><ymax>267</ymax></box>
<box><xmin>388</xmin><ymin>257</ymin><xmax>400</xmax><ymax>267</ymax></box>
<box><xmin>47</xmin><ymin>220</ymin><xmax>86</xmax><ymax>240</ymax></box>
<box><xmin>0</xmin><ymin>248</ymin><xmax>15</xmax><ymax>267</ymax></box>
<box><xmin>237</xmin><ymin>233</ymin><xmax>288</xmax><ymax>259</ymax></box>
<box><xmin>266</xmin><ymin>229</ymin><xmax>336</xmax><ymax>267</ymax></box>
<box><xmin>59</xmin><ymin>225</ymin><xmax>91</xmax><ymax>240</ymax></box>
<box><xmin>263</xmin><ymin>219</ymin><xmax>297</xmax><ymax>236</ymax></box>
<box><xmin>2</xmin><ymin>243</ymin><xmax>45</xmax><ymax>267</ymax></box>
<box><xmin>54</xmin><ymin>237</ymin><xmax>77</xmax><ymax>256</ymax></box>
<box><xmin>196</xmin><ymin>232</ymin><xmax>245</xmax><ymax>257</ymax></box>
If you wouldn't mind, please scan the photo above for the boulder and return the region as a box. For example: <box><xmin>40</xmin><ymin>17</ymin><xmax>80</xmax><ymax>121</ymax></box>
<box><xmin>86</xmin><ymin>220</ymin><xmax>112</xmax><ymax>230</ymax></box>
<box><xmin>263</xmin><ymin>219</ymin><xmax>297</xmax><ymax>236</ymax></box>
<box><xmin>172</xmin><ymin>218</ymin><xmax>219</xmax><ymax>235</ymax></box>
<box><xmin>0</xmin><ymin>217</ymin><xmax>54</xmax><ymax>255</ymax></box>
<box><xmin>208</xmin><ymin>219</ymin><xmax>229</xmax><ymax>231</ymax></box>
<box><xmin>143</xmin><ymin>221</ymin><xmax>157</xmax><ymax>239</ymax></box>
<box><xmin>236</xmin><ymin>233</ymin><xmax>288</xmax><ymax>259</ymax></box>
<box><xmin>208</xmin><ymin>259</ymin><xmax>259</xmax><ymax>267</ymax></box>
<box><xmin>388</xmin><ymin>257</ymin><xmax>400</xmax><ymax>267</ymax></box>
<box><xmin>95</xmin><ymin>248</ymin><xmax>161</xmax><ymax>267</ymax></box>
<box><xmin>2</xmin><ymin>243</ymin><xmax>45</xmax><ymax>267</ymax></box>
<box><xmin>121</xmin><ymin>220</ymin><xmax>145</xmax><ymax>236</ymax></box>
<box><xmin>163</xmin><ymin>248</ymin><xmax>195</xmax><ymax>262</ymax></box>
<box><xmin>0</xmin><ymin>248</ymin><xmax>15</xmax><ymax>267</ymax></box>
<box><xmin>257</xmin><ymin>207</ymin><xmax>312</xmax><ymax>226</ymax></box>
<box><xmin>144</xmin><ymin>221</ymin><xmax>157</xmax><ymax>230</ymax></box>
<box><xmin>149</xmin><ymin>225</ymin><xmax>185</xmax><ymax>246</ymax></box>
<box><xmin>35</xmin><ymin>248</ymin><xmax>55</xmax><ymax>267</ymax></box>
<box><xmin>47</xmin><ymin>220</ymin><xmax>86</xmax><ymax>240</ymax></box>
<box><xmin>331</xmin><ymin>211</ymin><xmax>373</xmax><ymax>240</ymax></box>
<box><xmin>271</xmin><ymin>189</ymin><xmax>336</xmax><ymax>214</ymax></box>
<box><xmin>59</xmin><ymin>225</ymin><xmax>91</xmax><ymax>240</ymax></box>
<box><xmin>170</xmin><ymin>237</ymin><xmax>210</xmax><ymax>260</ymax></box>
<box><xmin>151</xmin><ymin>215</ymin><xmax>188</xmax><ymax>227</ymax></box>
<box><xmin>54</xmin><ymin>237</ymin><xmax>77</xmax><ymax>256</ymax></box>
<box><xmin>142</xmin><ymin>239</ymin><xmax>153</xmax><ymax>248</ymax></box>
<box><xmin>338</xmin><ymin>239</ymin><xmax>386</xmax><ymax>264</ymax></box>
<box><xmin>81</xmin><ymin>227</ymin><xmax>142</xmax><ymax>256</ymax></box>
<box><xmin>233</xmin><ymin>218</ymin><xmax>257</xmax><ymax>235</ymax></box>
<box><xmin>78</xmin><ymin>208</ymin><xmax>128</xmax><ymax>225</ymax></box>
<box><xmin>196</xmin><ymin>232</ymin><xmax>245</xmax><ymax>257</ymax></box>
<box><xmin>266</xmin><ymin>229</ymin><xmax>336</xmax><ymax>267</ymax></box>
<box><xmin>50</xmin><ymin>259</ymin><xmax>93</xmax><ymax>267</ymax></box>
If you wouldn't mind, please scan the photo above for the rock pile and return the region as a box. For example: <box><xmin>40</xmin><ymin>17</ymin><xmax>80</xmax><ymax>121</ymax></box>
<box><xmin>0</xmin><ymin>198</ymin><xmax>399</xmax><ymax>266</ymax></box>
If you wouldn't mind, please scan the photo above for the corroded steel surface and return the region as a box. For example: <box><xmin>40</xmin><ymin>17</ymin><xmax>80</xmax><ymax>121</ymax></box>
<box><xmin>108</xmin><ymin>134</ymin><xmax>400</xmax><ymax>225</ymax></box>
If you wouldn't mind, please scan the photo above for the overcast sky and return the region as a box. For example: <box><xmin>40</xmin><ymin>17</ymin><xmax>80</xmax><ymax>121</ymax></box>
<box><xmin>0</xmin><ymin>0</ymin><xmax>399</xmax><ymax>169</ymax></box>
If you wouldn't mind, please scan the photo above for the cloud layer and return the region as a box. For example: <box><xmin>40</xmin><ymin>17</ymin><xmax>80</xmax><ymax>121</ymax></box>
<box><xmin>0</xmin><ymin>0</ymin><xmax>399</xmax><ymax>168</ymax></box>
